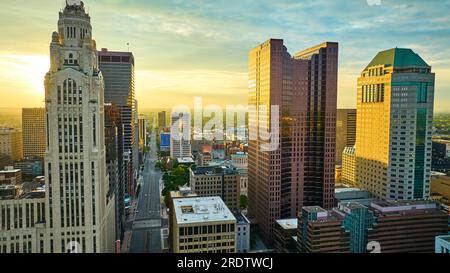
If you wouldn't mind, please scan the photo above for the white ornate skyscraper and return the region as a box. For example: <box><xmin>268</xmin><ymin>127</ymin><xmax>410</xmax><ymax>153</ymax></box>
<box><xmin>44</xmin><ymin>1</ymin><xmax>115</xmax><ymax>253</ymax></box>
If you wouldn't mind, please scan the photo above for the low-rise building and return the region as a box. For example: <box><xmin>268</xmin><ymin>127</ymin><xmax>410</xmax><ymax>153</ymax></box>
<box><xmin>13</xmin><ymin>159</ymin><xmax>44</xmax><ymax>177</ymax></box>
<box><xmin>171</xmin><ymin>196</ymin><xmax>237</xmax><ymax>253</ymax></box>
<box><xmin>435</xmin><ymin>235</ymin><xmax>450</xmax><ymax>253</ymax></box>
<box><xmin>235</xmin><ymin>213</ymin><xmax>250</xmax><ymax>253</ymax></box>
<box><xmin>274</xmin><ymin>219</ymin><xmax>297</xmax><ymax>253</ymax></box>
<box><xmin>0</xmin><ymin>167</ymin><xmax>22</xmax><ymax>185</ymax></box>
<box><xmin>431</xmin><ymin>175</ymin><xmax>450</xmax><ymax>206</ymax></box>
<box><xmin>367</xmin><ymin>200</ymin><xmax>448</xmax><ymax>253</ymax></box>
<box><xmin>297</xmin><ymin>206</ymin><xmax>350</xmax><ymax>253</ymax></box>
<box><xmin>190</xmin><ymin>165</ymin><xmax>241</xmax><ymax>211</ymax></box>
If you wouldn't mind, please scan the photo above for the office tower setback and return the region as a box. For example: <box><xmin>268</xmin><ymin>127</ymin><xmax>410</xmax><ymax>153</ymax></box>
<box><xmin>355</xmin><ymin>48</ymin><xmax>435</xmax><ymax>200</ymax></box>
<box><xmin>0</xmin><ymin>128</ymin><xmax>23</xmax><ymax>164</ymax></box>
<box><xmin>98</xmin><ymin>48</ymin><xmax>137</xmax><ymax>196</ymax></box>
<box><xmin>170</xmin><ymin>196</ymin><xmax>237</xmax><ymax>253</ymax></box>
<box><xmin>336</xmin><ymin>109</ymin><xmax>356</xmax><ymax>164</ymax></box>
<box><xmin>248</xmin><ymin>39</ymin><xmax>338</xmax><ymax>243</ymax></box>
<box><xmin>22</xmin><ymin>108</ymin><xmax>46</xmax><ymax>159</ymax></box>
<box><xmin>43</xmin><ymin>1</ymin><xmax>115</xmax><ymax>252</ymax></box>
<box><xmin>170</xmin><ymin>112</ymin><xmax>192</xmax><ymax>159</ymax></box>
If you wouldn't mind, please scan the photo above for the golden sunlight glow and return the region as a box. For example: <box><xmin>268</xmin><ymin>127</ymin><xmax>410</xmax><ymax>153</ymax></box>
<box><xmin>0</xmin><ymin>54</ymin><xmax>49</xmax><ymax>95</ymax></box>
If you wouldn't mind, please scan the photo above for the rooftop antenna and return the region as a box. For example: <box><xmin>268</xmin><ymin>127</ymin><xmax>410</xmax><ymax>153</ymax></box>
<box><xmin>127</xmin><ymin>42</ymin><xmax>130</xmax><ymax>52</ymax></box>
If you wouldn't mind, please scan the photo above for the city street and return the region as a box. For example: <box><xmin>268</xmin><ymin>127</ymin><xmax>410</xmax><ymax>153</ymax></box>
<box><xmin>129</xmin><ymin>129</ymin><xmax>164</xmax><ymax>253</ymax></box>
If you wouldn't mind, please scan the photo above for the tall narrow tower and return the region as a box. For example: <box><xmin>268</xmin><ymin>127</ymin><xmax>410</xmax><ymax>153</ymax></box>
<box><xmin>44</xmin><ymin>1</ymin><xmax>115</xmax><ymax>253</ymax></box>
<box><xmin>355</xmin><ymin>48</ymin><xmax>435</xmax><ymax>200</ymax></box>
<box><xmin>247</xmin><ymin>39</ymin><xmax>338</xmax><ymax>243</ymax></box>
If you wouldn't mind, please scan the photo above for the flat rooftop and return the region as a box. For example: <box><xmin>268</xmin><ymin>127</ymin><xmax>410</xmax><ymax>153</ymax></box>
<box><xmin>370</xmin><ymin>200</ymin><xmax>439</xmax><ymax>214</ymax></box>
<box><xmin>177</xmin><ymin>158</ymin><xmax>194</xmax><ymax>164</ymax></box>
<box><xmin>234</xmin><ymin>213</ymin><xmax>250</xmax><ymax>225</ymax></box>
<box><xmin>192</xmin><ymin>165</ymin><xmax>239</xmax><ymax>176</ymax></box>
<box><xmin>436</xmin><ymin>235</ymin><xmax>450</xmax><ymax>243</ymax></box>
<box><xmin>0</xmin><ymin>169</ymin><xmax>21</xmax><ymax>174</ymax></box>
<box><xmin>173</xmin><ymin>196</ymin><xmax>236</xmax><ymax>225</ymax></box>
<box><xmin>275</xmin><ymin>218</ymin><xmax>297</xmax><ymax>230</ymax></box>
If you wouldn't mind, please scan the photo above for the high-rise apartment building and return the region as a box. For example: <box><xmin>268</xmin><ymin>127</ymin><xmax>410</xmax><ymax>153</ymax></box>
<box><xmin>170</xmin><ymin>196</ymin><xmax>237</xmax><ymax>253</ymax></box>
<box><xmin>43</xmin><ymin>1</ymin><xmax>115</xmax><ymax>252</ymax></box>
<box><xmin>0</xmin><ymin>128</ymin><xmax>23</xmax><ymax>164</ymax></box>
<box><xmin>336</xmin><ymin>109</ymin><xmax>356</xmax><ymax>164</ymax></box>
<box><xmin>22</xmin><ymin>108</ymin><xmax>46</xmax><ymax>159</ymax></box>
<box><xmin>248</xmin><ymin>39</ymin><xmax>338</xmax><ymax>243</ymax></box>
<box><xmin>98</xmin><ymin>48</ymin><xmax>137</xmax><ymax>196</ymax></box>
<box><xmin>170</xmin><ymin>112</ymin><xmax>191</xmax><ymax>159</ymax></box>
<box><xmin>355</xmin><ymin>48</ymin><xmax>435</xmax><ymax>200</ymax></box>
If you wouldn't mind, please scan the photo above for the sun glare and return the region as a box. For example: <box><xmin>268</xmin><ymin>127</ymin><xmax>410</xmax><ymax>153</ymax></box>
<box><xmin>0</xmin><ymin>54</ymin><xmax>49</xmax><ymax>95</ymax></box>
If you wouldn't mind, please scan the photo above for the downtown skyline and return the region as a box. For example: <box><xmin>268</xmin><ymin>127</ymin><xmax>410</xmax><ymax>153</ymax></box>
<box><xmin>0</xmin><ymin>0</ymin><xmax>450</xmax><ymax>112</ymax></box>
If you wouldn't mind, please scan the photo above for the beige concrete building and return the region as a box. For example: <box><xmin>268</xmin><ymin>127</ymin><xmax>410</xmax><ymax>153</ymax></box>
<box><xmin>0</xmin><ymin>128</ymin><xmax>23</xmax><ymax>163</ymax></box>
<box><xmin>0</xmin><ymin>167</ymin><xmax>22</xmax><ymax>186</ymax></box>
<box><xmin>0</xmin><ymin>196</ymin><xmax>46</xmax><ymax>253</ymax></box>
<box><xmin>171</xmin><ymin>196</ymin><xmax>237</xmax><ymax>253</ymax></box>
<box><xmin>355</xmin><ymin>48</ymin><xmax>435</xmax><ymax>200</ymax></box>
<box><xmin>22</xmin><ymin>108</ymin><xmax>46</xmax><ymax>159</ymax></box>
<box><xmin>342</xmin><ymin>146</ymin><xmax>356</xmax><ymax>187</ymax></box>
<box><xmin>190</xmin><ymin>165</ymin><xmax>241</xmax><ymax>211</ymax></box>
<box><xmin>431</xmin><ymin>175</ymin><xmax>450</xmax><ymax>206</ymax></box>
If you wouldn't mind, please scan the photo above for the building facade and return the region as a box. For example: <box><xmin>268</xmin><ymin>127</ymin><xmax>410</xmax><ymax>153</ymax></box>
<box><xmin>0</xmin><ymin>128</ymin><xmax>23</xmax><ymax>164</ymax></box>
<box><xmin>435</xmin><ymin>235</ymin><xmax>450</xmax><ymax>253</ymax></box>
<box><xmin>43</xmin><ymin>1</ymin><xmax>116</xmax><ymax>253</ymax></box>
<box><xmin>297</xmin><ymin>206</ymin><xmax>350</xmax><ymax>253</ymax></box>
<box><xmin>248</xmin><ymin>39</ymin><xmax>337</xmax><ymax>243</ymax></box>
<box><xmin>342</xmin><ymin>146</ymin><xmax>356</xmax><ymax>187</ymax></box>
<box><xmin>190</xmin><ymin>165</ymin><xmax>241</xmax><ymax>211</ymax></box>
<box><xmin>274</xmin><ymin>218</ymin><xmax>297</xmax><ymax>253</ymax></box>
<box><xmin>171</xmin><ymin>197</ymin><xmax>237</xmax><ymax>253</ymax></box>
<box><xmin>432</xmin><ymin>139</ymin><xmax>450</xmax><ymax>172</ymax></box>
<box><xmin>22</xmin><ymin>108</ymin><xmax>46</xmax><ymax>159</ymax></box>
<box><xmin>98</xmin><ymin>48</ymin><xmax>137</xmax><ymax>197</ymax></box>
<box><xmin>170</xmin><ymin>112</ymin><xmax>192</xmax><ymax>159</ymax></box>
<box><xmin>235</xmin><ymin>213</ymin><xmax>250</xmax><ymax>253</ymax></box>
<box><xmin>355</xmin><ymin>48</ymin><xmax>435</xmax><ymax>200</ymax></box>
<box><xmin>336</xmin><ymin>109</ymin><xmax>357</xmax><ymax>164</ymax></box>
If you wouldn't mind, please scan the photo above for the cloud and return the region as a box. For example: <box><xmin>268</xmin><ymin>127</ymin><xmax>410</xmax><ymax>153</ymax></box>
<box><xmin>0</xmin><ymin>0</ymin><xmax>449</xmax><ymax>111</ymax></box>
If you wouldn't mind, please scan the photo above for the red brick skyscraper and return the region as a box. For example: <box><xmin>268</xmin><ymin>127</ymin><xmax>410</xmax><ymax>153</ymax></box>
<box><xmin>248</xmin><ymin>39</ymin><xmax>337</xmax><ymax>243</ymax></box>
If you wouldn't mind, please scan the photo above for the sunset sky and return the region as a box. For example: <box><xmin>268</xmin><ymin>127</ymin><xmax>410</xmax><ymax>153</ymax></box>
<box><xmin>0</xmin><ymin>0</ymin><xmax>449</xmax><ymax>112</ymax></box>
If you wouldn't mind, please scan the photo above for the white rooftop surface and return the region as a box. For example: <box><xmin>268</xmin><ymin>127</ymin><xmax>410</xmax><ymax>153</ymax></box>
<box><xmin>275</xmin><ymin>218</ymin><xmax>298</xmax><ymax>230</ymax></box>
<box><xmin>174</xmin><ymin>197</ymin><xmax>236</xmax><ymax>225</ymax></box>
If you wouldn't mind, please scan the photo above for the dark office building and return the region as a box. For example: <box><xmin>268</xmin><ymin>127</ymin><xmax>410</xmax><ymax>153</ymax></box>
<box><xmin>99</xmin><ymin>48</ymin><xmax>138</xmax><ymax>197</ymax></box>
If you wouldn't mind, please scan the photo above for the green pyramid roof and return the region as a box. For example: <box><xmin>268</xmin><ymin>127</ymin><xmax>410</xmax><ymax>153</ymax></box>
<box><xmin>365</xmin><ymin>48</ymin><xmax>429</xmax><ymax>70</ymax></box>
